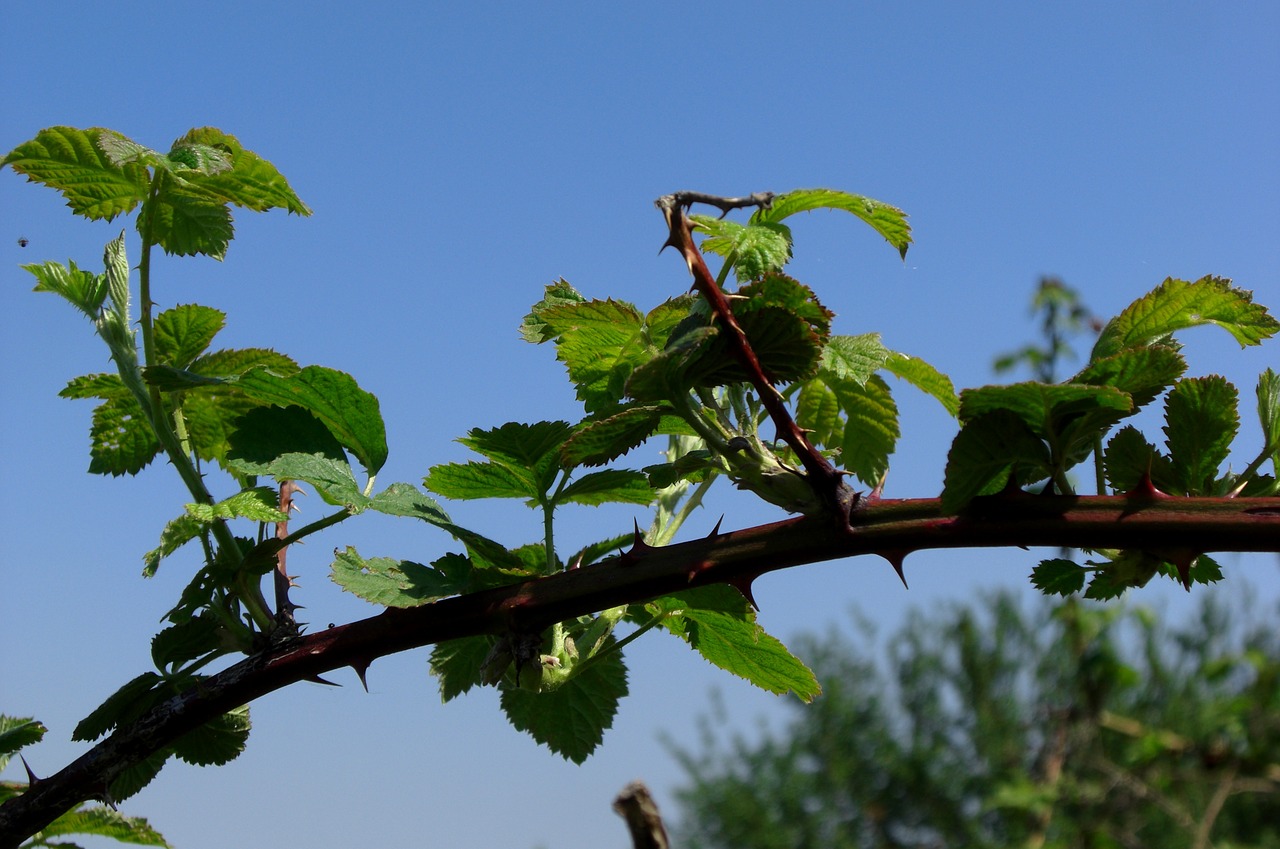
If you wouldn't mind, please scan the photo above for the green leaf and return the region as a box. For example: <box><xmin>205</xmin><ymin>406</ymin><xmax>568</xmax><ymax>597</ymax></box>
<box><xmin>185</xmin><ymin>487</ymin><xmax>288</xmax><ymax>524</ymax></box>
<box><xmin>499</xmin><ymin>640</ymin><xmax>629</xmax><ymax>763</ymax></box>
<box><xmin>170</xmin><ymin>704</ymin><xmax>249</xmax><ymax>767</ymax></box>
<box><xmin>1</xmin><ymin>126</ymin><xmax>150</xmax><ymax>220</ymax></box>
<box><xmin>1104</xmin><ymin>425</ymin><xmax>1177</xmax><ymax>494</ymax></box>
<box><xmin>248</xmin><ymin>453</ymin><xmax>365</xmax><ymax>506</ymax></box>
<box><xmin>87</xmin><ymin>392</ymin><xmax>160</xmax><ymax>476</ymax></box>
<box><xmin>1091</xmin><ymin>276</ymin><xmax>1279</xmax><ymax>361</ymax></box>
<box><xmin>226</xmin><ymin>404</ymin><xmax>348</xmax><ymax>471</ymax></box>
<box><xmin>1257</xmin><ymin>368</ymin><xmax>1280</xmax><ymax>469</ymax></box>
<box><xmin>521</xmin><ymin>278</ymin><xmax>588</xmax><ymax>343</ymax></box>
<box><xmin>836</xmin><ymin>375</ymin><xmax>899</xmax><ymax>487</ymax></box>
<box><xmin>144</xmin><ymin>180</ymin><xmax>235</xmax><ymax>259</ymax></box>
<box><xmin>40</xmin><ymin>806</ymin><xmax>171</xmax><ymax>846</ymax></box>
<box><xmin>1073</xmin><ymin>344</ymin><xmax>1185</xmax><ymax>411</ymax></box>
<box><xmin>0</xmin><ymin>716</ymin><xmax>46</xmax><ymax>767</ymax></box>
<box><xmin>167</xmin><ymin>127</ymin><xmax>311</xmax><ymax>215</ymax></box>
<box><xmin>692</xmin><ymin>216</ymin><xmax>793</xmax><ymax>281</ymax></box>
<box><xmin>883</xmin><ymin>351</ymin><xmax>960</xmax><ymax>416</ymax></box>
<box><xmin>1164</xmin><ymin>376</ymin><xmax>1239</xmax><ymax>495</ymax></box>
<box><xmin>561</xmin><ymin>405</ymin><xmax>669</xmax><ymax>467</ymax></box>
<box><xmin>1030</xmin><ymin>559</ymin><xmax>1086</xmax><ymax>596</ymax></box>
<box><xmin>820</xmin><ymin>333</ymin><xmax>892</xmax><ymax>384</ymax></box>
<box><xmin>367</xmin><ymin>482</ymin><xmax>452</xmax><ymax>525</ymax></box>
<box><xmin>331</xmin><ymin>546</ymin><xmax>454</xmax><ymax>607</ymax></box>
<box><xmin>959</xmin><ymin>382</ymin><xmax>1133</xmax><ymax>436</ymax></box>
<box><xmin>154</xmin><ymin>304</ymin><xmax>226</xmax><ymax>368</ymax></box>
<box><xmin>430</xmin><ymin>635</ymin><xmax>495</xmax><ymax>702</ymax></box>
<box><xmin>151</xmin><ymin>614</ymin><xmax>223</xmax><ymax>671</ymax></box>
<box><xmin>534</xmin><ymin>298</ymin><xmax>656</xmax><ymax>412</ymax></box>
<box><xmin>557</xmin><ymin>469</ymin><xmax>654</xmax><ymax>507</ymax></box>
<box><xmin>25</xmin><ymin>259</ymin><xmax>108</xmax><ymax>318</ymax></box>
<box><xmin>753</xmin><ymin>188</ymin><xmax>912</xmax><ymax>259</ymax></box>
<box><xmin>234</xmin><ymin>365</ymin><xmax>387</xmax><ymax>475</ymax></box>
<box><xmin>425</xmin><ymin>461</ymin><xmax>540</xmax><ymax>501</ymax></box>
<box><xmin>941</xmin><ymin>410</ymin><xmax>1053</xmax><ymax>513</ymax></box>
<box><xmin>143</xmin><ymin>513</ymin><xmax>203</xmax><ymax>577</ymax></box>
<box><xmin>103</xmin><ymin>230</ymin><xmax>130</xmax><ymax>314</ymax></box>
<box><xmin>460</xmin><ymin>420</ymin><xmax>573</xmax><ymax>477</ymax></box>
<box><xmin>73</xmin><ymin>673</ymin><xmax>162</xmax><ymax>742</ymax></box>
<box><xmin>108</xmin><ymin>749</ymin><xmax>172</xmax><ymax>803</ymax></box>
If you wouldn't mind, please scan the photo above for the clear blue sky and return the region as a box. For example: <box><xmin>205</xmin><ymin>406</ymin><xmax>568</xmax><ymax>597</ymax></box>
<box><xmin>2</xmin><ymin>3</ymin><xmax>1277</xmax><ymax>847</ymax></box>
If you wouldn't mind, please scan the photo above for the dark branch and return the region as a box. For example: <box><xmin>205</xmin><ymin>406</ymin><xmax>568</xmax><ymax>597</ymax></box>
<box><xmin>655</xmin><ymin>190</ymin><xmax>774</xmax><ymax>219</ymax></box>
<box><xmin>2</xmin><ymin>494</ymin><xmax>1277</xmax><ymax>844</ymax></box>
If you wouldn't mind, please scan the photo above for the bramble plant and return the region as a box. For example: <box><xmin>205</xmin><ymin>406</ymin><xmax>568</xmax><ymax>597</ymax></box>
<box><xmin>1</xmin><ymin>126</ymin><xmax>1277</xmax><ymax>846</ymax></box>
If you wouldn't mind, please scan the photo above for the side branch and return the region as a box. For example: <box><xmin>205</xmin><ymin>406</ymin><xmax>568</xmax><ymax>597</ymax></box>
<box><xmin>2</xmin><ymin>494</ymin><xmax>1278</xmax><ymax>843</ymax></box>
<box><xmin>654</xmin><ymin>192</ymin><xmax>855</xmax><ymax>518</ymax></box>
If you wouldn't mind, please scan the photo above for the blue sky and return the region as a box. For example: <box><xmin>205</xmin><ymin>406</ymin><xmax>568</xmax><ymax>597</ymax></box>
<box><xmin>2</xmin><ymin>3</ymin><xmax>1277</xmax><ymax>847</ymax></box>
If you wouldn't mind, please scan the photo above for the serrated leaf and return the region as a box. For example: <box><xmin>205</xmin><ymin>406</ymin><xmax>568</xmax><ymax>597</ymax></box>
<box><xmin>226</xmin><ymin>405</ymin><xmax>348</xmax><ymax>472</ymax></box>
<box><xmin>185</xmin><ymin>487</ymin><xmax>288</xmax><ymax>523</ymax></box>
<box><xmin>536</xmin><ymin>299</ymin><xmax>655</xmax><ymax>412</ymax></box>
<box><xmin>430</xmin><ymin>635</ymin><xmax>495</xmax><ymax>702</ymax></box>
<box><xmin>1073</xmin><ymin>344</ymin><xmax>1186</xmax><ymax>411</ymax></box>
<box><xmin>820</xmin><ymin>333</ymin><xmax>892</xmax><ymax>384</ymax></box>
<box><xmin>1104</xmin><ymin>425</ymin><xmax>1178</xmax><ymax>494</ymax></box>
<box><xmin>959</xmin><ymin>382</ymin><xmax>1133</xmax><ymax>436</ymax></box>
<box><xmin>883</xmin><ymin>351</ymin><xmax>960</xmax><ymax>416</ymax></box>
<box><xmin>2</xmin><ymin>126</ymin><xmax>150</xmax><ymax>220</ymax></box>
<box><xmin>171</xmin><ymin>705</ymin><xmax>249</xmax><ymax>767</ymax></box>
<box><xmin>681</xmin><ymin>609</ymin><xmax>820</xmax><ymax>701</ymax></box>
<box><xmin>151</xmin><ymin>614</ymin><xmax>223</xmax><ymax>671</ymax></box>
<box><xmin>1030</xmin><ymin>559</ymin><xmax>1086</xmax><ymax>596</ymax></box>
<box><xmin>108</xmin><ymin>749</ymin><xmax>172</xmax><ymax>803</ymax></box>
<box><xmin>367</xmin><ymin>482</ymin><xmax>451</xmax><ymax>525</ymax></box>
<box><xmin>331</xmin><ymin>546</ymin><xmax>453</xmax><ymax>607</ymax></box>
<box><xmin>1164</xmin><ymin>376</ymin><xmax>1238</xmax><ymax>495</ymax></box>
<box><xmin>168</xmin><ymin>127</ymin><xmax>311</xmax><ymax>215</ymax></box>
<box><xmin>85</xmin><ymin>392</ymin><xmax>161</xmax><ymax>476</ymax></box>
<box><xmin>233</xmin><ymin>365</ymin><xmax>387</xmax><ymax>475</ymax></box>
<box><xmin>795</xmin><ymin>379</ymin><xmax>843</xmax><ymax>448</ymax></box>
<box><xmin>73</xmin><ymin>673</ymin><xmax>163</xmax><ymax>742</ymax></box>
<box><xmin>424</xmin><ymin>461</ymin><xmax>540</xmax><ymax>501</ymax></box>
<box><xmin>103</xmin><ymin>230</ymin><xmax>130</xmax><ymax>315</ymax></box>
<box><xmin>25</xmin><ymin>259</ymin><xmax>109</xmax><ymax>318</ymax></box>
<box><xmin>459</xmin><ymin>420</ymin><xmax>573</xmax><ymax>478</ymax></box>
<box><xmin>1091</xmin><ymin>276</ymin><xmax>1279</xmax><ymax>361</ymax></box>
<box><xmin>836</xmin><ymin>374</ymin><xmax>898</xmax><ymax>487</ymax></box>
<box><xmin>252</xmin><ymin>453</ymin><xmax>365</xmax><ymax>506</ymax></box>
<box><xmin>40</xmin><ymin>806</ymin><xmax>171</xmax><ymax>846</ymax></box>
<box><xmin>0</xmin><ymin>716</ymin><xmax>46</xmax><ymax>766</ymax></box>
<box><xmin>941</xmin><ymin>410</ymin><xmax>1052</xmax><ymax>513</ymax></box>
<box><xmin>521</xmin><ymin>278</ymin><xmax>588</xmax><ymax>343</ymax></box>
<box><xmin>499</xmin><ymin>641</ymin><xmax>628</xmax><ymax>763</ymax></box>
<box><xmin>557</xmin><ymin>469</ymin><xmax>654</xmax><ymax>507</ymax></box>
<box><xmin>561</xmin><ymin>405</ymin><xmax>668</xmax><ymax>467</ymax></box>
<box><xmin>1257</xmin><ymin>368</ymin><xmax>1280</xmax><ymax>468</ymax></box>
<box><xmin>753</xmin><ymin>188</ymin><xmax>912</xmax><ymax>259</ymax></box>
<box><xmin>692</xmin><ymin>216</ymin><xmax>793</xmax><ymax>281</ymax></box>
<box><xmin>143</xmin><ymin>513</ymin><xmax>203</xmax><ymax>577</ymax></box>
<box><xmin>154</xmin><ymin>304</ymin><xmax>226</xmax><ymax>368</ymax></box>
<box><xmin>143</xmin><ymin>181</ymin><xmax>236</xmax><ymax>259</ymax></box>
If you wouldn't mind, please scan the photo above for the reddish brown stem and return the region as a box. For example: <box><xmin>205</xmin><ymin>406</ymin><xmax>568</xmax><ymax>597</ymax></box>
<box><xmin>273</xmin><ymin>482</ymin><xmax>302</xmax><ymax>626</ymax></box>
<box><xmin>654</xmin><ymin>193</ymin><xmax>855</xmax><ymax>519</ymax></box>
<box><xmin>2</xmin><ymin>494</ymin><xmax>1276</xmax><ymax>844</ymax></box>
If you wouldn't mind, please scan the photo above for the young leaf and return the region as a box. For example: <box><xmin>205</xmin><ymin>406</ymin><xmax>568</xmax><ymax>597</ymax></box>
<box><xmin>168</xmin><ymin>127</ymin><xmax>311</xmax><ymax>215</ymax></box>
<box><xmin>795</xmin><ymin>379</ymin><xmax>843</xmax><ymax>449</ymax></box>
<box><xmin>25</xmin><ymin>259</ymin><xmax>109</xmax><ymax>318</ymax></box>
<box><xmin>170</xmin><ymin>704</ymin><xmax>250</xmax><ymax>767</ymax></box>
<box><xmin>425</xmin><ymin>461</ymin><xmax>541</xmax><ymax>501</ymax></box>
<box><xmin>836</xmin><ymin>374</ymin><xmax>899</xmax><ymax>487</ymax></box>
<box><xmin>1</xmin><ymin>126</ymin><xmax>150</xmax><ymax>220</ymax></box>
<box><xmin>1104</xmin><ymin>425</ymin><xmax>1177</xmax><ymax>494</ymax></box>
<box><xmin>883</xmin><ymin>351</ymin><xmax>960</xmax><ymax>416</ymax></box>
<box><xmin>820</xmin><ymin>333</ymin><xmax>892</xmax><ymax>385</ymax></box>
<box><xmin>1258</xmin><ymin>368</ymin><xmax>1280</xmax><ymax>468</ymax></box>
<box><xmin>367</xmin><ymin>482</ymin><xmax>452</xmax><ymax>525</ymax></box>
<box><xmin>234</xmin><ymin>365</ymin><xmax>388</xmax><ymax>475</ymax></box>
<box><xmin>430</xmin><ymin>635</ymin><xmax>495</xmax><ymax>702</ymax></box>
<box><xmin>521</xmin><ymin>278</ymin><xmax>588</xmax><ymax>343</ymax></box>
<box><xmin>1030</xmin><ymin>559</ymin><xmax>1086</xmax><ymax>596</ymax></box>
<box><xmin>331</xmin><ymin>547</ymin><xmax>454</xmax><ymax>607</ymax></box>
<box><xmin>144</xmin><ymin>181</ymin><xmax>235</xmax><ymax>259</ymax></box>
<box><xmin>561</xmin><ymin>405</ymin><xmax>670</xmax><ymax>467</ymax></box>
<box><xmin>1091</xmin><ymin>276</ymin><xmax>1279</xmax><ymax>361</ymax></box>
<box><xmin>557</xmin><ymin>469</ymin><xmax>654</xmax><ymax>507</ymax></box>
<box><xmin>459</xmin><ymin>420</ymin><xmax>574</xmax><ymax>477</ymax></box>
<box><xmin>251</xmin><ymin>453</ymin><xmax>366</xmax><ymax>506</ymax></box>
<box><xmin>226</xmin><ymin>404</ymin><xmax>349</xmax><ymax>473</ymax></box>
<box><xmin>154</xmin><ymin>307</ymin><xmax>227</xmax><ymax>371</ymax></box>
<box><xmin>753</xmin><ymin>188</ymin><xmax>912</xmax><ymax>259</ymax></box>
<box><xmin>1164</xmin><ymin>376</ymin><xmax>1239</xmax><ymax>495</ymax></box>
<box><xmin>529</xmin><ymin>298</ymin><xmax>655</xmax><ymax>412</ymax></box>
<box><xmin>35</xmin><ymin>807</ymin><xmax>171</xmax><ymax>847</ymax></box>
<box><xmin>151</xmin><ymin>614</ymin><xmax>223</xmax><ymax>672</ymax></box>
<box><xmin>73</xmin><ymin>673</ymin><xmax>163</xmax><ymax>742</ymax></box>
<box><xmin>1072</xmin><ymin>344</ymin><xmax>1186</xmax><ymax>411</ymax></box>
<box><xmin>692</xmin><ymin>216</ymin><xmax>793</xmax><ymax>281</ymax></box>
<box><xmin>499</xmin><ymin>640</ymin><xmax>629</xmax><ymax>763</ymax></box>
<box><xmin>185</xmin><ymin>487</ymin><xmax>288</xmax><ymax>524</ymax></box>
<box><xmin>941</xmin><ymin>410</ymin><xmax>1052</xmax><ymax>513</ymax></box>
<box><xmin>0</xmin><ymin>716</ymin><xmax>46</xmax><ymax>765</ymax></box>
<box><xmin>143</xmin><ymin>513</ymin><xmax>204</xmax><ymax>577</ymax></box>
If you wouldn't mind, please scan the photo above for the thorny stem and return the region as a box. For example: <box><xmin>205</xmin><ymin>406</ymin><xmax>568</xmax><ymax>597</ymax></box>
<box><xmin>655</xmin><ymin>192</ymin><xmax>856</xmax><ymax>521</ymax></box>
<box><xmin>3</xmin><ymin>493</ymin><xmax>1276</xmax><ymax>843</ymax></box>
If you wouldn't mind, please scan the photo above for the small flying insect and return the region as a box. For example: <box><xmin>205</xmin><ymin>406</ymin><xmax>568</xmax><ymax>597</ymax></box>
<box><xmin>17</xmin><ymin>236</ymin><xmax>28</xmax><ymax>248</ymax></box>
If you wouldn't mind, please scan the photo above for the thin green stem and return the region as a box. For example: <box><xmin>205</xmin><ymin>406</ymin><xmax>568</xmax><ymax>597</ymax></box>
<box><xmin>650</xmin><ymin>476</ymin><xmax>717</xmax><ymax>547</ymax></box>
<box><xmin>571</xmin><ymin>612</ymin><xmax>666</xmax><ymax>678</ymax></box>
<box><xmin>275</xmin><ymin>508</ymin><xmax>355</xmax><ymax>548</ymax></box>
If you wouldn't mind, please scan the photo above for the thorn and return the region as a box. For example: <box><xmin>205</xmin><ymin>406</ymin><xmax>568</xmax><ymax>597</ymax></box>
<box><xmin>629</xmin><ymin>519</ymin><xmax>657</xmax><ymax>556</ymax></box>
<box><xmin>706</xmin><ymin>515</ymin><xmax>725</xmax><ymax>539</ymax></box>
<box><xmin>1127</xmin><ymin>470</ymin><xmax>1167</xmax><ymax>500</ymax></box>
<box><xmin>305</xmin><ymin>674</ymin><xmax>341</xmax><ymax>687</ymax></box>
<box><xmin>351</xmin><ymin>659</ymin><xmax>372</xmax><ymax>692</ymax></box>
<box><xmin>727</xmin><ymin>573</ymin><xmax>761</xmax><ymax>610</ymax></box>
<box><xmin>20</xmin><ymin>755</ymin><xmax>39</xmax><ymax>785</ymax></box>
<box><xmin>567</xmin><ymin>551</ymin><xmax>584</xmax><ymax>570</ymax></box>
<box><xmin>880</xmin><ymin>550</ymin><xmax>911</xmax><ymax>589</ymax></box>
